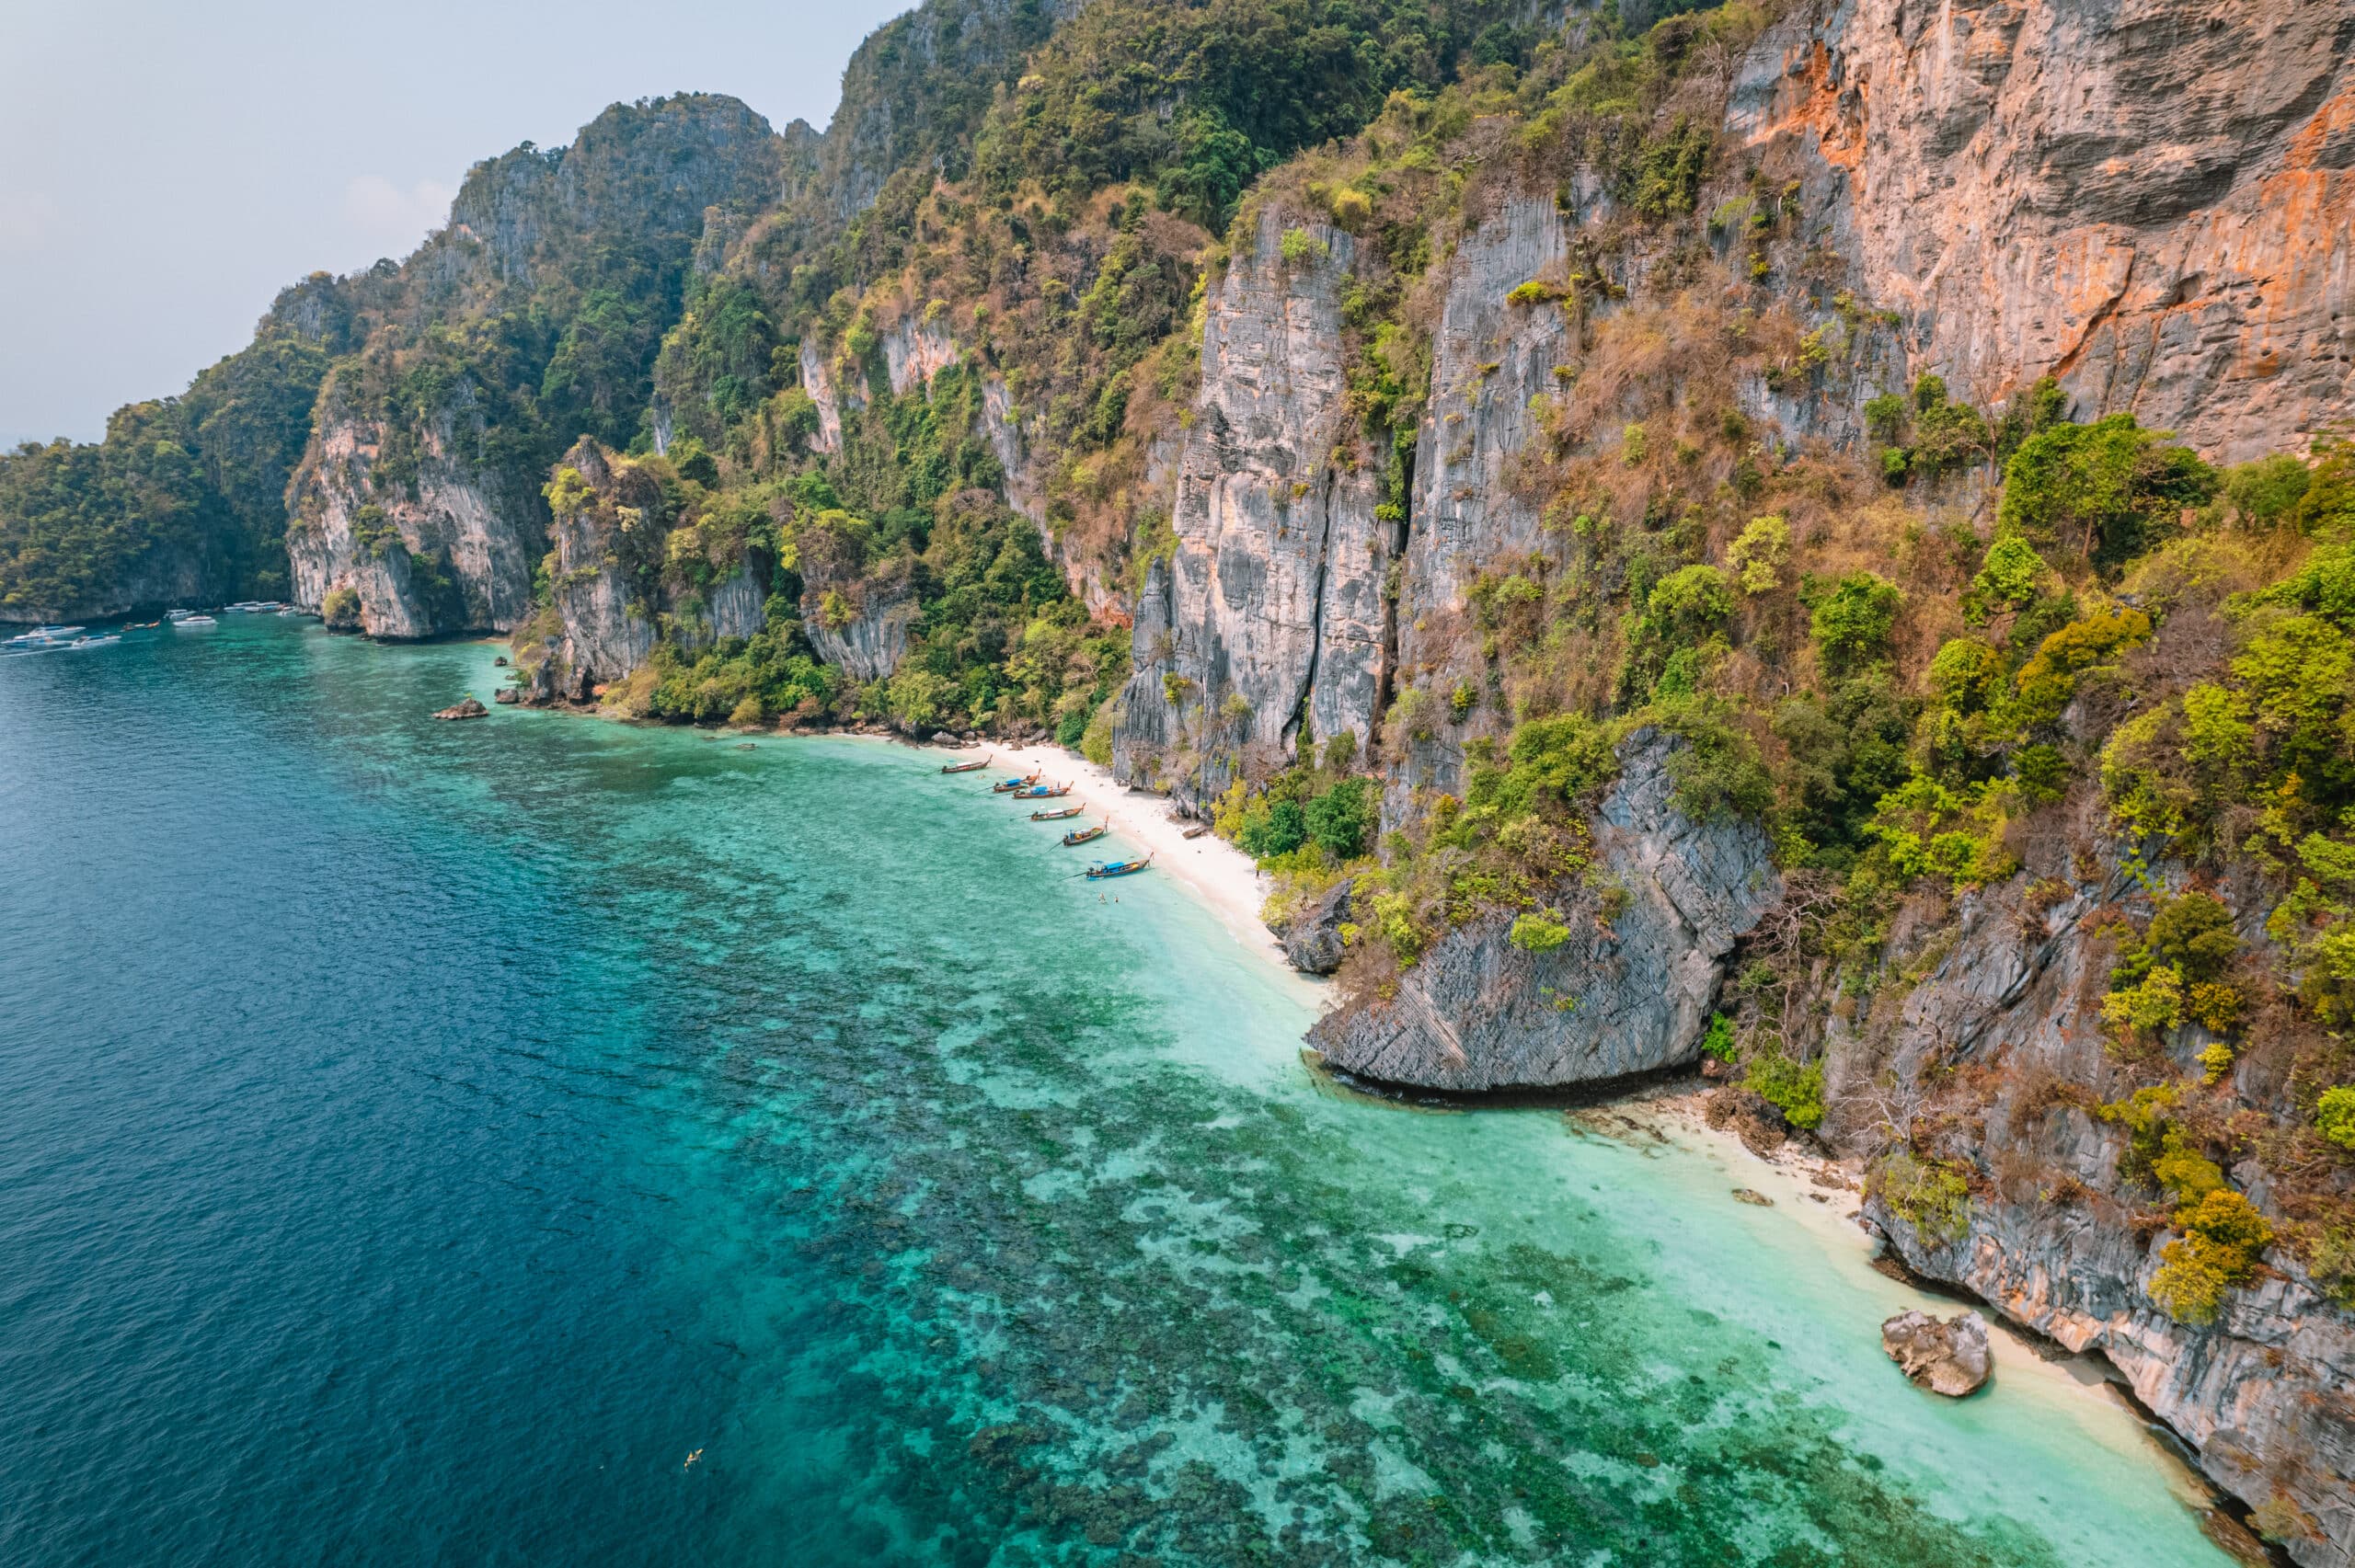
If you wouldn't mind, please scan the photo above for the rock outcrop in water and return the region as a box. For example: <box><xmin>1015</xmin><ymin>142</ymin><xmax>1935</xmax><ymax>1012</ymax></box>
<box><xmin>1310</xmin><ymin>732</ymin><xmax>1782</xmax><ymax>1093</ymax></box>
<box><xmin>1879</xmin><ymin>1310</ymin><xmax>1993</xmax><ymax>1398</ymax></box>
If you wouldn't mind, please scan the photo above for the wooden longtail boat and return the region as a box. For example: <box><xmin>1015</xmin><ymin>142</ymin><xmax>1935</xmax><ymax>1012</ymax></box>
<box><xmin>939</xmin><ymin>753</ymin><xmax>992</xmax><ymax>773</ymax></box>
<box><xmin>1180</xmin><ymin>824</ymin><xmax>1212</xmax><ymax>840</ymax></box>
<box><xmin>1063</xmin><ymin>823</ymin><xmax>1108</xmax><ymax>847</ymax></box>
<box><xmin>1085</xmin><ymin>853</ymin><xmax>1152</xmax><ymax>878</ymax></box>
<box><xmin>990</xmin><ymin>770</ymin><xmax>1042</xmax><ymax>793</ymax></box>
<box><xmin>1030</xmin><ymin>805</ymin><xmax>1084</xmax><ymax>820</ymax></box>
<box><xmin>1013</xmin><ymin>782</ymin><xmax>1071</xmax><ymax>799</ymax></box>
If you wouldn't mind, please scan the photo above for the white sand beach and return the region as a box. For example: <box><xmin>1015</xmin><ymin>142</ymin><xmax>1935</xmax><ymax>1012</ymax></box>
<box><xmin>925</xmin><ymin>738</ymin><xmax>1292</xmax><ymax>967</ymax></box>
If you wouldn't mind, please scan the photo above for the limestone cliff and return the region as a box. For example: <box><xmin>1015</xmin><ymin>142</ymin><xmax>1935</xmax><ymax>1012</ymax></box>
<box><xmin>1835</xmin><ymin>807</ymin><xmax>2355</xmax><ymax>1562</ymax></box>
<box><xmin>1311</xmin><ymin>730</ymin><xmax>1783</xmax><ymax>1091</ymax></box>
<box><xmin>285</xmin><ymin>386</ymin><xmax>538</xmax><ymax>639</ymax></box>
<box><xmin>519</xmin><ymin>439</ymin><xmax>767</xmax><ymax>702</ymax></box>
<box><xmin>1734</xmin><ymin>0</ymin><xmax>2355</xmax><ymax>464</ymax></box>
<box><xmin>1113</xmin><ymin>213</ymin><xmax>1391</xmax><ymax>807</ymax></box>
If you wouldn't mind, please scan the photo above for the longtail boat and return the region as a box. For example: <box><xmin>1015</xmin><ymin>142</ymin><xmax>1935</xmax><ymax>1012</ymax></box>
<box><xmin>1030</xmin><ymin>805</ymin><xmax>1084</xmax><ymax>821</ymax></box>
<box><xmin>990</xmin><ymin>769</ymin><xmax>1042</xmax><ymax>794</ymax></box>
<box><xmin>1013</xmin><ymin>782</ymin><xmax>1071</xmax><ymax>799</ymax></box>
<box><xmin>1085</xmin><ymin>853</ymin><xmax>1153</xmax><ymax>878</ymax></box>
<box><xmin>1063</xmin><ymin>823</ymin><xmax>1108</xmax><ymax>847</ymax></box>
<box><xmin>939</xmin><ymin>753</ymin><xmax>992</xmax><ymax>774</ymax></box>
<box><xmin>1180</xmin><ymin>824</ymin><xmax>1212</xmax><ymax>840</ymax></box>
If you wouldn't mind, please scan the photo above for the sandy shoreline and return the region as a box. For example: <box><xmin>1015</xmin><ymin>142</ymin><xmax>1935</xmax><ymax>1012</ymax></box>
<box><xmin>1613</xmin><ymin>1087</ymin><xmax>2221</xmax><ymax>1493</ymax></box>
<box><xmin>920</xmin><ymin>738</ymin><xmax>1296</xmax><ymax>967</ymax></box>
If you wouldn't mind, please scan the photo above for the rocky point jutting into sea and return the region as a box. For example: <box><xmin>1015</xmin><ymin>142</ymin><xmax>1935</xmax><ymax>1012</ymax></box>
<box><xmin>3</xmin><ymin>0</ymin><xmax>2352</xmax><ymax>1556</ymax></box>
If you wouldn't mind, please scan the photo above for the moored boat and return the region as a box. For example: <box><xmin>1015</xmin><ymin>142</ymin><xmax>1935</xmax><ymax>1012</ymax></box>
<box><xmin>6</xmin><ymin>624</ymin><xmax>86</xmax><ymax>649</ymax></box>
<box><xmin>174</xmin><ymin>614</ymin><xmax>218</xmax><ymax>628</ymax></box>
<box><xmin>939</xmin><ymin>753</ymin><xmax>993</xmax><ymax>774</ymax></box>
<box><xmin>1013</xmin><ymin>782</ymin><xmax>1070</xmax><ymax>799</ymax></box>
<box><xmin>990</xmin><ymin>769</ymin><xmax>1042</xmax><ymax>794</ymax></box>
<box><xmin>1063</xmin><ymin>823</ymin><xmax>1108</xmax><ymax>847</ymax></box>
<box><xmin>1085</xmin><ymin>854</ymin><xmax>1152</xmax><ymax>878</ymax></box>
<box><xmin>1029</xmin><ymin>804</ymin><xmax>1083</xmax><ymax>820</ymax></box>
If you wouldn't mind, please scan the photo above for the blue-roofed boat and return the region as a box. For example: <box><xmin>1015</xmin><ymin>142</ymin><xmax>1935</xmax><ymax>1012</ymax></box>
<box><xmin>1085</xmin><ymin>854</ymin><xmax>1152</xmax><ymax>879</ymax></box>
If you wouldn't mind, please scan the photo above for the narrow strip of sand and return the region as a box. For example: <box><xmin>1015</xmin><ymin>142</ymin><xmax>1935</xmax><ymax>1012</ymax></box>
<box><xmin>926</xmin><ymin>739</ymin><xmax>1294</xmax><ymax>967</ymax></box>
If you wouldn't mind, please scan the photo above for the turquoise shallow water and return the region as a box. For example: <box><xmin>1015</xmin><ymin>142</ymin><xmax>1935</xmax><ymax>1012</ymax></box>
<box><xmin>0</xmin><ymin>620</ymin><xmax>2233</xmax><ymax>1566</ymax></box>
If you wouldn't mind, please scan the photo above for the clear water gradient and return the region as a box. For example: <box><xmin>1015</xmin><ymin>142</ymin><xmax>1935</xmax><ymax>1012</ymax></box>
<box><xmin>0</xmin><ymin>621</ymin><xmax>2233</xmax><ymax>1566</ymax></box>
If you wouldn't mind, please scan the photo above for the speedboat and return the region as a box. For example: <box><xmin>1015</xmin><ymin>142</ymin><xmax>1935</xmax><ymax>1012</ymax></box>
<box><xmin>67</xmin><ymin>634</ymin><xmax>121</xmax><ymax>649</ymax></box>
<box><xmin>174</xmin><ymin>614</ymin><xmax>218</xmax><ymax>628</ymax></box>
<box><xmin>165</xmin><ymin>609</ymin><xmax>196</xmax><ymax>622</ymax></box>
<box><xmin>4</xmin><ymin>625</ymin><xmax>84</xmax><ymax>651</ymax></box>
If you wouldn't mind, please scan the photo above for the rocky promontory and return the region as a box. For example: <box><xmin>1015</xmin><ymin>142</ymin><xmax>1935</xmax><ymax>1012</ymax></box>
<box><xmin>1310</xmin><ymin>731</ymin><xmax>1782</xmax><ymax>1093</ymax></box>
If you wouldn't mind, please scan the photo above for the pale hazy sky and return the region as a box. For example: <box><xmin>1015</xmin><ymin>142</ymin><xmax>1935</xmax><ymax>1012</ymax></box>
<box><xmin>1</xmin><ymin>0</ymin><xmax>913</xmax><ymax>445</ymax></box>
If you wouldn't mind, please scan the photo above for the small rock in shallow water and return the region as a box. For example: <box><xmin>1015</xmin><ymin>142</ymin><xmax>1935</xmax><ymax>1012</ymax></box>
<box><xmin>433</xmin><ymin>696</ymin><xmax>489</xmax><ymax>720</ymax></box>
<box><xmin>1732</xmin><ymin>1188</ymin><xmax>1774</xmax><ymax>1207</ymax></box>
<box><xmin>1881</xmin><ymin>1309</ymin><xmax>1993</xmax><ymax>1397</ymax></box>
<box><xmin>494</xmin><ymin>689</ymin><xmax>520</xmax><ymax>704</ymax></box>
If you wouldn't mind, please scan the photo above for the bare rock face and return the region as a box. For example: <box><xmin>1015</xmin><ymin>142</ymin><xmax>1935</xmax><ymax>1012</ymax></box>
<box><xmin>806</xmin><ymin>593</ymin><xmax>914</xmax><ymax>683</ymax></box>
<box><xmin>1733</xmin><ymin>0</ymin><xmax>2355</xmax><ymax>462</ymax></box>
<box><xmin>536</xmin><ymin>441</ymin><xmax>656</xmax><ymax>699</ymax></box>
<box><xmin>1309</xmin><ymin>731</ymin><xmax>1782</xmax><ymax>1091</ymax></box>
<box><xmin>1113</xmin><ymin>212</ymin><xmax>1391</xmax><ymax>809</ymax></box>
<box><xmin>286</xmin><ymin>395</ymin><xmax>538</xmax><ymax>640</ymax></box>
<box><xmin>1402</xmin><ymin>196</ymin><xmax>1578</xmax><ymax>652</ymax></box>
<box><xmin>1881</xmin><ymin>1310</ymin><xmax>1993</xmax><ymax>1398</ymax></box>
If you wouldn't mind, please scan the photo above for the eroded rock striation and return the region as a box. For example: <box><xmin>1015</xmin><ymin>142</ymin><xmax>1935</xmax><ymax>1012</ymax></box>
<box><xmin>1310</xmin><ymin>731</ymin><xmax>1783</xmax><ymax>1092</ymax></box>
<box><xmin>1115</xmin><ymin>212</ymin><xmax>1390</xmax><ymax>809</ymax></box>
<box><xmin>1735</xmin><ymin>0</ymin><xmax>2355</xmax><ymax>463</ymax></box>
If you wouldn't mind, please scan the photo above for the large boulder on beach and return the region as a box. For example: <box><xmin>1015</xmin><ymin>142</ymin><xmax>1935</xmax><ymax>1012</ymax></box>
<box><xmin>1880</xmin><ymin>1310</ymin><xmax>1993</xmax><ymax>1397</ymax></box>
<box><xmin>1275</xmin><ymin>876</ymin><xmax>1357</xmax><ymax>975</ymax></box>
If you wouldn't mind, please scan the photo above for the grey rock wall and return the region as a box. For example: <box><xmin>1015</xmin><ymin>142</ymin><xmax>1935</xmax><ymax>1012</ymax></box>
<box><xmin>1310</xmin><ymin>731</ymin><xmax>1783</xmax><ymax>1091</ymax></box>
<box><xmin>1111</xmin><ymin>212</ymin><xmax>1391</xmax><ymax>809</ymax></box>
<box><xmin>806</xmin><ymin>592</ymin><xmax>914</xmax><ymax>683</ymax></box>
<box><xmin>1848</xmin><ymin>837</ymin><xmax>2355</xmax><ymax>1564</ymax></box>
<box><xmin>285</xmin><ymin>397</ymin><xmax>537</xmax><ymax>639</ymax></box>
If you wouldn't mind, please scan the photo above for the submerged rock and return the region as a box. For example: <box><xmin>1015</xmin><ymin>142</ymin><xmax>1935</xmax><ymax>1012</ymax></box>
<box><xmin>1731</xmin><ymin>1188</ymin><xmax>1774</xmax><ymax>1207</ymax></box>
<box><xmin>1880</xmin><ymin>1310</ymin><xmax>1993</xmax><ymax>1398</ymax></box>
<box><xmin>433</xmin><ymin>696</ymin><xmax>489</xmax><ymax>721</ymax></box>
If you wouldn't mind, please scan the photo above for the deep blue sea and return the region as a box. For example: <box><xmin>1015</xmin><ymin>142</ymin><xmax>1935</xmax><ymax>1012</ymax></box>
<box><xmin>0</xmin><ymin>620</ymin><xmax>2236</xmax><ymax>1565</ymax></box>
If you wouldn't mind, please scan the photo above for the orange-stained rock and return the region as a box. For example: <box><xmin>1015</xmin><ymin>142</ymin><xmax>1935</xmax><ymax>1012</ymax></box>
<box><xmin>1733</xmin><ymin>0</ymin><xmax>2355</xmax><ymax>462</ymax></box>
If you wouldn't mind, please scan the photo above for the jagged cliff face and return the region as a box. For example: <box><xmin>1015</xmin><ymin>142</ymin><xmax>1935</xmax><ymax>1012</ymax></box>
<box><xmin>273</xmin><ymin>94</ymin><xmax>789</xmax><ymax>639</ymax></box>
<box><xmin>1312</xmin><ymin>731</ymin><xmax>1784</xmax><ymax>1091</ymax></box>
<box><xmin>1736</xmin><ymin>0</ymin><xmax>2355</xmax><ymax>464</ymax></box>
<box><xmin>1837</xmin><ymin>805</ymin><xmax>2355</xmax><ymax>1561</ymax></box>
<box><xmin>522</xmin><ymin>438</ymin><xmax>768</xmax><ymax>701</ymax></box>
<box><xmin>1113</xmin><ymin>214</ymin><xmax>1390</xmax><ymax>807</ymax></box>
<box><xmin>285</xmin><ymin>393</ymin><xmax>537</xmax><ymax>639</ymax></box>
